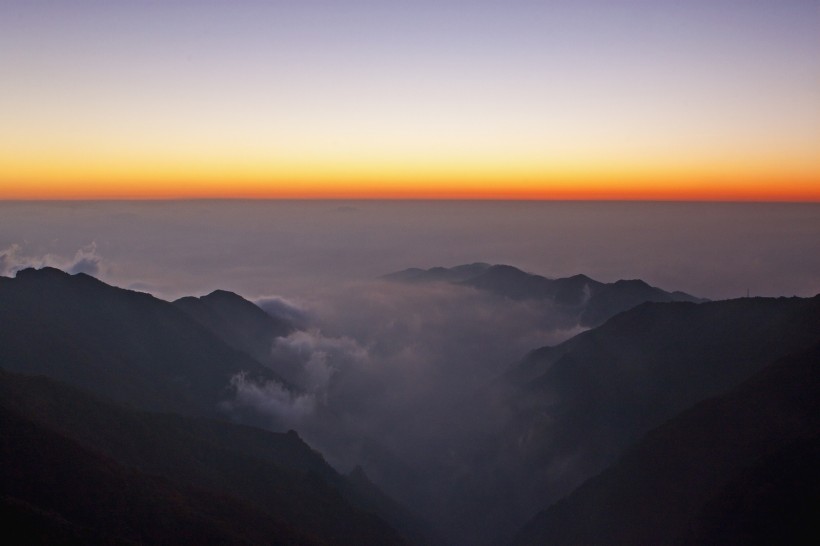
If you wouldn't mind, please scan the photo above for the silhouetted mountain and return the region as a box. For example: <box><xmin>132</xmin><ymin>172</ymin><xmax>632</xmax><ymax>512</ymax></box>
<box><xmin>685</xmin><ymin>435</ymin><xmax>820</xmax><ymax>545</ymax></box>
<box><xmin>384</xmin><ymin>263</ymin><xmax>703</xmax><ymax>326</ymax></box>
<box><xmin>383</xmin><ymin>262</ymin><xmax>492</xmax><ymax>284</ymax></box>
<box><xmin>4</xmin><ymin>266</ymin><xmax>816</xmax><ymax>546</ymax></box>
<box><xmin>1</xmin><ymin>405</ymin><xmax>320</xmax><ymax>546</ymax></box>
<box><xmin>462</xmin><ymin>264</ymin><xmax>580</xmax><ymax>301</ymax></box>
<box><xmin>580</xmin><ymin>277</ymin><xmax>700</xmax><ymax>326</ymax></box>
<box><xmin>513</xmin><ymin>342</ymin><xmax>820</xmax><ymax>546</ymax></box>
<box><xmin>174</xmin><ymin>289</ymin><xmax>294</xmax><ymax>364</ymax></box>
<box><xmin>505</xmin><ymin>295</ymin><xmax>820</xmax><ymax>494</ymax></box>
<box><xmin>0</xmin><ymin>368</ymin><xmax>411</xmax><ymax>545</ymax></box>
<box><xmin>0</xmin><ymin>267</ymin><xmax>283</xmax><ymax>417</ymax></box>
<box><xmin>439</xmin><ymin>295</ymin><xmax>820</xmax><ymax>545</ymax></box>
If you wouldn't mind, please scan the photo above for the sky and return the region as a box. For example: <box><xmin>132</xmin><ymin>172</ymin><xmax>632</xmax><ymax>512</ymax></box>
<box><xmin>1</xmin><ymin>0</ymin><xmax>818</xmax><ymax>200</ymax></box>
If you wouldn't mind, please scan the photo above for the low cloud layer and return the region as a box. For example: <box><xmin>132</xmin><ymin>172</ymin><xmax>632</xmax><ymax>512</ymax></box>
<box><xmin>0</xmin><ymin>242</ymin><xmax>106</xmax><ymax>278</ymax></box>
<box><xmin>271</xmin><ymin>329</ymin><xmax>368</xmax><ymax>392</ymax></box>
<box><xmin>256</xmin><ymin>295</ymin><xmax>311</xmax><ymax>329</ymax></box>
<box><xmin>224</xmin><ymin>326</ymin><xmax>372</xmax><ymax>431</ymax></box>
<box><xmin>221</xmin><ymin>277</ymin><xmax>591</xmax><ymax>527</ymax></box>
<box><xmin>1</xmin><ymin>201</ymin><xmax>817</xmax><ymax>301</ymax></box>
<box><xmin>226</xmin><ymin>372</ymin><xmax>316</xmax><ymax>424</ymax></box>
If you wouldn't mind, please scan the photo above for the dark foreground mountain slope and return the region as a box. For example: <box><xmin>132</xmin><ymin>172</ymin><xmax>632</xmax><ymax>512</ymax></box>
<box><xmin>504</xmin><ymin>295</ymin><xmax>820</xmax><ymax>496</ymax></box>
<box><xmin>438</xmin><ymin>295</ymin><xmax>820</xmax><ymax>546</ymax></box>
<box><xmin>0</xmin><ymin>369</ymin><xmax>409</xmax><ymax>546</ymax></box>
<box><xmin>1</xmin><ymin>406</ymin><xmax>318</xmax><ymax>546</ymax></box>
<box><xmin>514</xmin><ymin>342</ymin><xmax>820</xmax><ymax>546</ymax></box>
<box><xmin>385</xmin><ymin>263</ymin><xmax>703</xmax><ymax>326</ymax></box>
<box><xmin>174</xmin><ymin>289</ymin><xmax>294</xmax><ymax>365</ymax></box>
<box><xmin>0</xmin><ymin>267</ymin><xmax>281</xmax><ymax>416</ymax></box>
<box><xmin>685</xmin><ymin>435</ymin><xmax>820</xmax><ymax>545</ymax></box>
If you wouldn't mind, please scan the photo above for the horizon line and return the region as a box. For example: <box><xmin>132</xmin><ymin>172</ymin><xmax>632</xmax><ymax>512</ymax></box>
<box><xmin>2</xmin><ymin>197</ymin><xmax>819</xmax><ymax>204</ymax></box>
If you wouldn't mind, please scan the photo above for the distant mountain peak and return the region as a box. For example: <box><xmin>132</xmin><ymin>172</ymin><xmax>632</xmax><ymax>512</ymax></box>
<box><xmin>483</xmin><ymin>264</ymin><xmax>534</xmax><ymax>277</ymax></box>
<box><xmin>173</xmin><ymin>287</ymin><xmax>295</xmax><ymax>365</ymax></box>
<box><xmin>204</xmin><ymin>288</ymin><xmax>245</xmax><ymax>299</ymax></box>
<box><xmin>10</xmin><ymin>266</ymin><xmax>133</xmax><ymax>297</ymax></box>
<box><xmin>382</xmin><ymin>262</ymin><xmax>492</xmax><ymax>284</ymax></box>
<box><xmin>384</xmin><ymin>263</ymin><xmax>704</xmax><ymax>326</ymax></box>
<box><xmin>0</xmin><ymin>267</ymin><xmax>284</xmax><ymax>417</ymax></box>
<box><xmin>14</xmin><ymin>266</ymin><xmax>68</xmax><ymax>279</ymax></box>
<box><xmin>612</xmin><ymin>278</ymin><xmax>651</xmax><ymax>288</ymax></box>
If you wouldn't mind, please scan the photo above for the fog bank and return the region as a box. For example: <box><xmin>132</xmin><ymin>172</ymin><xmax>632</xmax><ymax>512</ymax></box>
<box><xmin>1</xmin><ymin>200</ymin><xmax>818</xmax><ymax>301</ymax></box>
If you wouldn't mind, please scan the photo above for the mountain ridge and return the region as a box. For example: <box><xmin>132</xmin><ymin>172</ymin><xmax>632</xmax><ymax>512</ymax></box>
<box><xmin>173</xmin><ymin>288</ymin><xmax>294</xmax><ymax>365</ymax></box>
<box><xmin>384</xmin><ymin>263</ymin><xmax>705</xmax><ymax>326</ymax></box>
<box><xmin>0</xmin><ymin>367</ymin><xmax>415</xmax><ymax>545</ymax></box>
<box><xmin>0</xmin><ymin>267</ymin><xmax>286</xmax><ymax>417</ymax></box>
<box><xmin>3</xmin><ymin>266</ymin><xmax>817</xmax><ymax>546</ymax></box>
<box><xmin>434</xmin><ymin>294</ymin><xmax>820</xmax><ymax>545</ymax></box>
<box><xmin>0</xmin><ymin>267</ymin><xmax>423</xmax><ymax>543</ymax></box>
<box><xmin>513</xmin><ymin>341</ymin><xmax>820</xmax><ymax>545</ymax></box>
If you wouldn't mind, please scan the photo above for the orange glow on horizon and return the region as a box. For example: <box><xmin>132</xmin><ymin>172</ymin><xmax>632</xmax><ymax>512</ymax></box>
<box><xmin>2</xmin><ymin>173</ymin><xmax>818</xmax><ymax>202</ymax></box>
<box><xmin>2</xmin><ymin>150</ymin><xmax>818</xmax><ymax>202</ymax></box>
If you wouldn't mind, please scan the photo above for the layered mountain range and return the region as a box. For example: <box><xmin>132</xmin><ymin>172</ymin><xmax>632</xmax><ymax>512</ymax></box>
<box><xmin>0</xmin><ymin>268</ymin><xmax>420</xmax><ymax>545</ymax></box>
<box><xmin>0</xmin><ymin>370</ymin><xmax>408</xmax><ymax>546</ymax></box>
<box><xmin>514</xmin><ymin>341</ymin><xmax>820</xmax><ymax>545</ymax></box>
<box><xmin>2</xmin><ymin>266</ymin><xmax>818</xmax><ymax>545</ymax></box>
<box><xmin>385</xmin><ymin>263</ymin><xmax>705</xmax><ymax>326</ymax></box>
<box><xmin>495</xmin><ymin>295</ymin><xmax>820</xmax><ymax>544</ymax></box>
<box><xmin>420</xmin><ymin>290</ymin><xmax>820</xmax><ymax>545</ymax></box>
